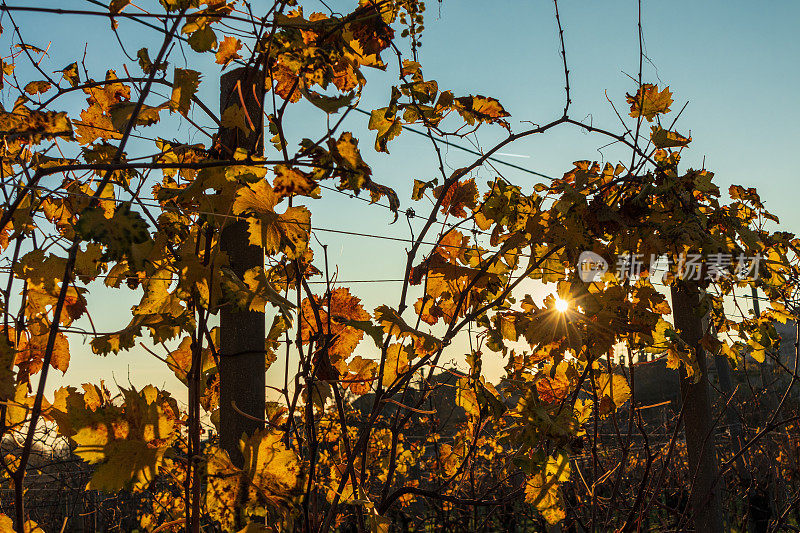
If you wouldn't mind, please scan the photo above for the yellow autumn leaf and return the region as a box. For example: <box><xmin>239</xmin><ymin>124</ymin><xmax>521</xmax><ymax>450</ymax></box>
<box><xmin>626</xmin><ymin>83</ymin><xmax>673</xmax><ymax>121</ymax></box>
<box><xmin>86</xmin><ymin>440</ymin><xmax>167</xmax><ymax>492</ymax></box>
<box><xmin>232</xmin><ymin>178</ymin><xmax>278</xmax><ymax>215</ymax></box>
<box><xmin>220</xmin><ymin>266</ymin><xmax>295</xmax><ymax>316</ymax></box>
<box><xmin>24</xmin><ymin>80</ymin><xmax>52</xmax><ymax>95</ymax></box>
<box><xmin>206</xmin><ymin>430</ymin><xmax>303</xmax><ymax>530</ymax></box>
<box><xmin>13</xmin><ymin>249</ymin><xmax>66</xmax><ymax>293</ymax></box>
<box><xmin>206</xmin><ymin>446</ymin><xmax>245</xmax><ymax>529</ymax></box>
<box><xmin>6</xmin><ymin>382</ymin><xmax>33</xmax><ymax>430</ymax></box>
<box><xmin>374</xmin><ymin>305</ymin><xmax>440</xmax><ymax>354</ymax></box>
<box><xmin>454</xmin><ymin>94</ymin><xmax>510</xmax><ymax>128</ymax></box>
<box><xmin>232</xmin><ymin>180</ymin><xmax>311</xmax><ymax>257</ymax></box>
<box><xmin>593</xmin><ymin>372</ymin><xmax>631</xmax><ymax>415</ymax></box>
<box><xmin>382</xmin><ymin>343</ymin><xmax>410</xmax><ymax>387</ymax></box>
<box><xmin>273</xmin><ymin>165</ymin><xmax>319</xmax><ymax>199</ymax></box>
<box><xmin>170</xmin><ymin>68</ymin><xmax>201</xmax><ymax>116</ymax></box>
<box><xmin>525</xmin><ymin>452</ymin><xmax>571</xmax><ymax>525</ymax></box>
<box><xmin>165</xmin><ymin>334</ymin><xmax>217</xmax><ymax>384</ymax></box>
<box><xmin>0</xmin><ymin>514</ymin><xmax>12</xmax><ymax>533</ymax></box>
<box><xmin>221</xmin><ymin>103</ymin><xmax>251</xmax><ymax>135</ymax></box>
<box><xmin>216</xmin><ymin>36</ymin><xmax>242</xmax><ymax>68</ymax></box>
<box><xmin>51</xmin><ymin>384</ymin><xmax>178</xmax><ymax>491</ymax></box>
<box><xmin>243</xmin><ymin>429</ymin><xmax>303</xmax><ymax>497</ymax></box>
<box><xmin>368</xmin><ymin>107</ymin><xmax>402</xmax><ymax>153</ymax></box>
<box><xmin>131</xmin><ymin>268</ymin><xmax>182</xmax><ymax>317</ymax></box>
<box><xmin>345</xmin><ymin>355</ymin><xmax>377</xmax><ymax>395</ymax></box>
<box><xmin>56</xmin><ymin>62</ymin><xmax>79</xmax><ymax>87</ymax></box>
<box><xmin>0</xmin><ymin>107</ymin><xmax>73</xmax><ymax>143</ymax></box>
<box><xmin>108</xmin><ymin>102</ymin><xmax>165</xmax><ymax>131</ymax></box>
<box><xmin>455</xmin><ymin>376</ymin><xmax>480</xmax><ymax>417</ymax></box>
<box><xmin>23</xmin><ymin>520</ymin><xmax>45</xmax><ymax>533</ymax></box>
<box><xmin>650</xmin><ymin>126</ymin><xmax>691</xmax><ymax>149</ymax></box>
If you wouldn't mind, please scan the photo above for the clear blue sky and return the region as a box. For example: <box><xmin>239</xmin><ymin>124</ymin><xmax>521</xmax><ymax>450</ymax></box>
<box><xmin>5</xmin><ymin>1</ymin><xmax>799</xmax><ymax>398</ymax></box>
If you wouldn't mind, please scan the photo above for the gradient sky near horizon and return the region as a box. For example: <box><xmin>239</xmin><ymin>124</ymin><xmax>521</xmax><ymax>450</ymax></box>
<box><xmin>4</xmin><ymin>0</ymin><xmax>799</xmax><ymax>403</ymax></box>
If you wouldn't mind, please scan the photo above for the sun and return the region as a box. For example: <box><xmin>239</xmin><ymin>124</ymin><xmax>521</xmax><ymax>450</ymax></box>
<box><xmin>555</xmin><ymin>297</ymin><xmax>569</xmax><ymax>313</ymax></box>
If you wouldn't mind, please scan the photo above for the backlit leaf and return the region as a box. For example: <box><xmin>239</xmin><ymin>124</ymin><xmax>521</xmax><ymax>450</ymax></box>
<box><xmin>303</xmin><ymin>90</ymin><xmax>355</xmax><ymax>114</ymax></box>
<box><xmin>454</xmin><ymin>95</ymin><xmax>510</xmax><ymax>128</ymax></box>
<box><xmin>525</xmin><ymin>452</ymin><xmax>571</xmax><ymax>524</ymax></box>
<box><xmin>187</xmin><ymin>25</ymin><xmax>217</xmax><ymax>52</ymax></box>
<box><xmin>593</xmin><ymin>372</ymin><xmax>631</xmax><ymax>416</ymax></box>
<box><xmin>170</xmin><ymin>68</ymin><xmax>201</xmax><ymax>116</ymax></box>
<box><xmin>273</xmin><ymin>165</ymin><xmax>319</xmax><ymax>199</ymax></box>
<box><xmin>206</xmin><ymin>430</ymin><xmax>302</xmax><ymax>530</ymax></box>
<box><xmin>374</xmin><ymin>305</ymin><xmax>440</xmax><ymax>354</ymax></box>
<box><xmin>75</xmin><ymin>203</ymin><xmax>152</xmax><ymax>263</ymax></box>
<box><xmin>434</xmin><ymin>178</ymin><xmax>479</xmax><ymax>218</ymax></box>
<box><xmin>0</xmin><ymin>107</ymin><xmax>73</xmax><ymax>143</ymax></box>
<box><xmin>345</xmin><ymin>356</ymin><xmax>377</xmax><ymax>395</ymax></box>
<box><xmin>215</xmin><ymin>36</ymin><xmax>242</xmax><ymax>68</ymax></box>
<box><xmin>136</xmin><ymin>48</ymin><xmax>167</xmax><ymax>74</ymax></box>
<box><xmin>56</xmin><ymin>62</ymin><xmax>79</xmax><ymax>87</ymax></box>
<box><xmin>109</xmin><ymin>0</ymin><xmax>132</xmax><ymax>13</ymax></box>
<box><xmin>109</xmin><ymin>102</ymin><xmax>165</xmax><ymax>131</ymax></box>
<box><xmin>368</xmin><ymin>107</ymin><xmax>402</xmax><ymax>153</ymax></box>
<box><xmin>626</xmin><ymin>84</ymin><xmax>673</xmax><ymax>122</ymax></box>
<box><xmin>232</xmin><ymin>180</ymin><xmax>310</xmax><ymax>258</ymax></box>
<box><xmin>220</xmin><ymin>266</ymin><xmax>295</xmax><ymax>316</ymax></box>
<box><xmin>24</xmin><ymin>81</ymin><xmax>52</xmax><ymax>96</ymax></box>
<box><xmin>650</xmin><ymin>126</ymin><xmax>691</xmax><ymax>149</ymax></box>
<box><xmin>382</xmin><ymin>343</ymin><xmax>410</xmax><ymax>387</ymax></box>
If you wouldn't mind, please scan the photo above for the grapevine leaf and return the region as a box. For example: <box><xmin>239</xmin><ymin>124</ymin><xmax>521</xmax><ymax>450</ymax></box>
<box><xmin>232</xmin><ymin>180</ymin><xmax>310</xmax><ymax>258</ymax></box>
<box><xmin>136</xmin><ymin>48</ymin><xmax>167</xmax><ymax>74</ymax></box>
<box><xmin>626</xmin><ymin>84</ymin><xmax>673</xmax><ymax>121</ymax></box>
<box><xmin>109</xmin><ymin>102</ymin><xmax>165</xmax><ymax>131</ymax></box>
<box><xmin>382</xmin><ymin>343</ymin><xmax>410</xmax><ymax>387</ymax></box>
<box><xmin>650</xmin><ymin>126</ymin><xmax>691</xmax><ymax>149</ymax></box>
<box><xmin>593</xmin><ymin>373</ymin><xmax>631</xmax><ymax>416</ymax></box>
<box><xmin>187</xmin><ymin>25</ymin><xmax>217</xmax><ymax>52</ymax></box>
<box><xmin>220</xmin><ymin>266</ymin><xmax>295</xmax><ymax>316</ymax></box>
<box><xmin>170</xmin><ymin>68</ymin><xmax>200</xmax><ymax>116</ymax></box>
<box><xmin>374</xmin><ymin>305</ymin><xmax>441</xmax><ymax>354</ymax></box>
<box><xmin>24</xmin><ymin>81</ymin><xmax>52</xmax><ymax>95</ymax></box>
<box><xmin>368</xmin><ymin>107</ymin><xmax>402</xmax><ymax>153</ymax></box>
<box><xmin>433</xmin><ymin>178</ymin><xmax>479</xmax><ymax>218</ymax></box>
<box><xmin>454</xmin><ymin>95</ymin><xmax>510</xmax><ymax>129</ymax></box>
<box><xmin>109</xmin><ymin>0</ymin><xmax>132</xmax><ymax>13</ymax></box>
<box><xmin>273</xmin><ymin>165</ymin><xmax>320</xmax><ymax>199</ymax></box>
<box><xmin>56</xmin><ymin>62</ymin><xmax>79</xmax><ymax>87</ymax></box>
<box><xmin>303</xmin><ymin>89</ymin><xmax>355</xmax><ymax>114</ymax></box>
<box><xmin>345</xmin><ymin>356</ymin><xmax>377</xmax><ymax>395</ymax></box>
<box><xmin>525</xmin><ymin>452</ymin><xmax>571</xmax><ymax>524</ymax></box>
<box><xmin>75</xmin><ymin>203</ymin><xmax>152</xmax><ymax>264</ymax></box>
<box><xmin>87</xmin><ymin>440</ymin><xmax>167</xmax><ymax>492</ymax></box>
<box><xmin>221</xmin><ymin>104</ymin><xmax>250</xmax><ymax>135</ymax></box>
<box><xmin>206</xmin><ymin>430</ymin><xmax>302</xmax><ymax>530</ymax></box>
<box><xmin>215</xmin><ymin>36</ymin><xmax>242</xmax><ymax>68</ymax></box>
<box><xmin>0</xmin><ymin>107</ymin><xmax>73</xmax><ymax>143</ymax></box>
